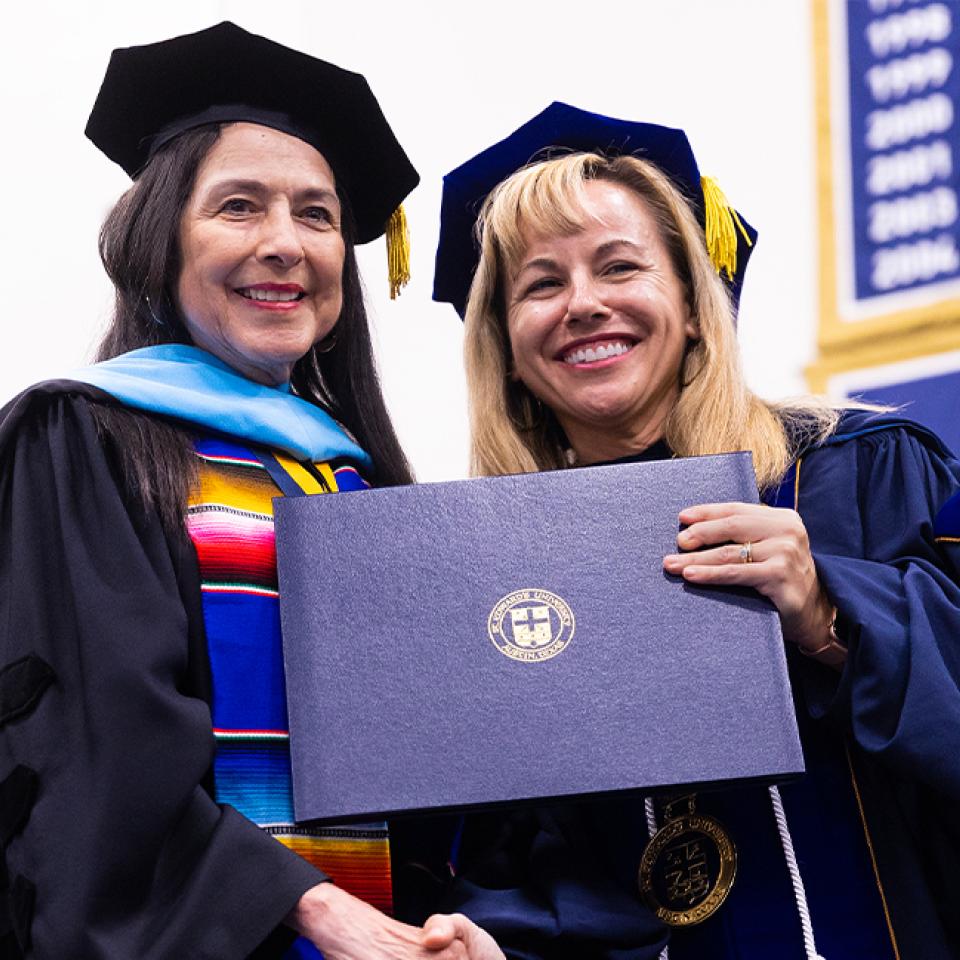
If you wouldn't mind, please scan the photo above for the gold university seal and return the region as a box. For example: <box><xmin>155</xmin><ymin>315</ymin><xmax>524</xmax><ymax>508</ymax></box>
<box><xmin>639</xmin><ymin>795</ymin><xmax>737</xmax><ymax>926</ymax></box>
<box><xmin>487</xmin><ymin>588</ymin><xmax>574</xmax><ymax>662</ymax></box>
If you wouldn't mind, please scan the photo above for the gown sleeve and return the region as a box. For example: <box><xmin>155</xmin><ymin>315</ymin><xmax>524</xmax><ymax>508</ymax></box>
<box><xmin>0</xmin><ymin>390</ymin><xmax>325</xmax><ymax>959</ymax></box>
<box><xmin>795</xmin><ymin>424</ymin><xmax>960</xmax><ymax>798</ymax></box>
<box><xmin>444</xmin><ymin>805</ymin><xmax>668</xmax><ymax>960</ymax></box>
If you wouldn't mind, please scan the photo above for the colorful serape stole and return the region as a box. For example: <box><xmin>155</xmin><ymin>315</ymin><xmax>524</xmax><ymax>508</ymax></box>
<box><xmin>185</xmin><ymin>435</ymin><xmax>393</xmax><ymax>946</ymax></box>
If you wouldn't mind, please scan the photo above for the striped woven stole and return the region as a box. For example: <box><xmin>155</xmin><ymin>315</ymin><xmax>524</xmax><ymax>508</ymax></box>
<box><xmin>185</xmin><ymin>435</ymin><xmax>393</xmax><ymax>920</ymax></box>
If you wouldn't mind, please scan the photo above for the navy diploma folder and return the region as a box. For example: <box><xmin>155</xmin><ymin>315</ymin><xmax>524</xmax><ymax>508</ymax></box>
<box><xmin>275</xmin><ymin>453</ymin><xmax>804</xmax><ymax>824</ymax></box>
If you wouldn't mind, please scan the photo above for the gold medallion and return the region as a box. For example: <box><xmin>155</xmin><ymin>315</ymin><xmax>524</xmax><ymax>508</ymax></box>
<box><xmin>638</xmin><ymin>795</ymin><xmax>737</xmax><ymax>926</ymax></box>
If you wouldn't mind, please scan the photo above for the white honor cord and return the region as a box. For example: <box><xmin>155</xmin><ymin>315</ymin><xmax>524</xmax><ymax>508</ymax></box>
<box><xmin>643</xmin><ymin>795</ymin><xmax>659</xmax><ymax>839</ymax></box>
<box><xmin>768</xmin><ymin>785</ymin><xmax>827</xmax><ymax>960</ymax></box>
<box><xmin>643</xmin><ymin>797</ymin><xmax>671</xmax><ymax>960</ymax></box>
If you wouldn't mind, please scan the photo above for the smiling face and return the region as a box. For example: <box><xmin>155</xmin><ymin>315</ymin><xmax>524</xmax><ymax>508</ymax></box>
<box><xmin>504</xmin><ymin>179</ymin><xmax>698</xmax><ymax>463</ymax></box>
<box><xmin>176</xmin><ymin>123</ymin><xmax>346</xmax><ymax>385</ymax></box>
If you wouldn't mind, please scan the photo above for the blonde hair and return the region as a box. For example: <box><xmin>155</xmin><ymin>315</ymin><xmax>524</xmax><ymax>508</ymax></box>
<box><xmin>463</xmin><ymin>152</ymin><xmax>841</xmax><ymax>490</ymax></box>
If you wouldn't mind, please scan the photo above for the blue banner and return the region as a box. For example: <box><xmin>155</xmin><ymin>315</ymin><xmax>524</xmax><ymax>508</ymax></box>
<box><xmin>845</xmin><ymin>0</ymin><xmax>960</xmax><ymax>301</ymax></box>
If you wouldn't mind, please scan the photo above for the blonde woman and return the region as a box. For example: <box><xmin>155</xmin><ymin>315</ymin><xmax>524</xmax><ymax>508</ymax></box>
<box><xmin>431</xmin><ymin>103</ymin><xmax>960</xmax><ymax>960</ymax></box>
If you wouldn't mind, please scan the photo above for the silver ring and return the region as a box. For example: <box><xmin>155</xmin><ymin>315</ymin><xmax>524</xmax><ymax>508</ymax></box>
<box><xmin>739</xmin><ymin>541</ymin><xmax>753</xmax><ymax>563</ymax></box>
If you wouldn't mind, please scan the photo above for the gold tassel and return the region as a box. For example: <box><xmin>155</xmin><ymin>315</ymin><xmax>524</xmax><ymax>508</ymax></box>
<box><xmin>700</xmin><ymin>176</ymin><xmax>752</xmax><ymax>281</ymax></box>
<box><xmin>386</xmin><ymin>204</ymin><xmax>411</xmax><ymax>299</ymax></box>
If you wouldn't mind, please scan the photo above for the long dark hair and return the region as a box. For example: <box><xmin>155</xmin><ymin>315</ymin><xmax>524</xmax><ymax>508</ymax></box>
<box><xmin>93</xmin><ymin>124</ymin><xmax>413</xmax><ymax>532</ymax></box>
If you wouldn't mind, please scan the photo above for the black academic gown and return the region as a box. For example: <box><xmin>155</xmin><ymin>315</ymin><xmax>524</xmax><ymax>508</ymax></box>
<box><xmin>0</xmin><ymin>384</ymin><xmax>327</xmax><ymax>959</ymax></box>
<box><xmin>444</xmin><ymin>411</ymin><xmax>960</xmax><ymax>960</ymax></box>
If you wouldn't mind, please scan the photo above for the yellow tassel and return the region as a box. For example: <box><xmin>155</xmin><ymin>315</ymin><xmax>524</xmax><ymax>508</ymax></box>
<box><xmin>700</xmin><ymin>176</ymin><xmax>752</xmax><ymax>281</ymax></box>
<box><xmin>386</xmin><ymin>204</ymin><xmax>411</xmax><ymax>299</ymax></box>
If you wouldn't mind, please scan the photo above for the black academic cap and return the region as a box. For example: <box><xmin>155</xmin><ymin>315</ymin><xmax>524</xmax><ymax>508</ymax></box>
<box><xmin>85</xmin><ymin>21</ymin><xmax>419</xmax><ymax>245</ymax></box>
<box><xmin>432</xmin><ymin>101</ymin><xmax>757</xmax><ymax>319</ymax></box>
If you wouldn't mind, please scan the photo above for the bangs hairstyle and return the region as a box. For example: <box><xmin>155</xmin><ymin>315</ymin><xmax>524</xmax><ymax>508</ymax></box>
<box><xmin>464</xmin><ymin>152</ymin><xmax>840</xmax><ymax>488</ymax></box>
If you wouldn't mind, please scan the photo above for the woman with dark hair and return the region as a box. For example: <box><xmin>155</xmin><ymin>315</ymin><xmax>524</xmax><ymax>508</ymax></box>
<box><xmin>430</xmin><ymin>103</ymin><xmax>960</xmax><ymax>960</ymax></box>
<box><xmin>0</xmin><ymin>22</ymin><xmax>501</xmax><ymax>960</ymax></box>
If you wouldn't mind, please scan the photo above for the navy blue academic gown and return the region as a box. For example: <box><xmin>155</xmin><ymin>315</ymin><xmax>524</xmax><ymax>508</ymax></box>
<box><xmin>445</xmin><ymin>411</ymin><xmax>960</xmax><ymax>960</ymax></box>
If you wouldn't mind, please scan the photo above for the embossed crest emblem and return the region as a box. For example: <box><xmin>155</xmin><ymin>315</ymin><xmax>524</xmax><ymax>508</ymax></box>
<box><xmin>487</xmin><ymin>589</ymin><xmax>575</xmax><ymax>662</ymax></box>
<box><xmin>639</xmin><ymin>795</ymin><xmax>737</xmax><ymax>926</ymax></box>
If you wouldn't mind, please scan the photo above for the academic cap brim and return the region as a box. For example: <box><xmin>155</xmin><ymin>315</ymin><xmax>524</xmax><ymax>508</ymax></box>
<box><xmin>85</xmin><ymin>21</ymin><xmax>419</xmax><ymax>244</ymax></box>
<box><xmin>432</xmin><ymin>101</ymin><xmax>757</xmax><ymax>319</ymax></box>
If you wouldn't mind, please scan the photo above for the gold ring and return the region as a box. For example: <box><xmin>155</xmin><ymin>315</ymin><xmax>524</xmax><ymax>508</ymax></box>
<box><xmin>739</xmin><ymin>542</ymin><xmax>753</xmax><ymax>563</ymax></box>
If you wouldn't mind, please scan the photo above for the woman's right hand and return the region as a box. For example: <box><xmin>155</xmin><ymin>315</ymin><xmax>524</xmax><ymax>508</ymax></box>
<box><xmin>288</xmin><ymin>883</ymin><xmax>506</xmax><ymax>960</ymax></box>
<box><xmin>422</xmin><ymin>912</ymin><xmax>507</xmax><ymax>960</ymax></box>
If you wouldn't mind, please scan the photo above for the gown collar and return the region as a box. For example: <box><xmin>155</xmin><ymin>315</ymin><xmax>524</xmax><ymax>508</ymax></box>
<box><xmin>590</xmin><ymin>438</ymin><xmax>674</xmax><ymax>467</ymax></box>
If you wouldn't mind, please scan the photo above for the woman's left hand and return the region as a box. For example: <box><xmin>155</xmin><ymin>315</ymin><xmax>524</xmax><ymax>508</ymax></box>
<box><xmin>662</xmin><ymin>502</ymin><xmax>835</xmax><ymax>652</ymax></box>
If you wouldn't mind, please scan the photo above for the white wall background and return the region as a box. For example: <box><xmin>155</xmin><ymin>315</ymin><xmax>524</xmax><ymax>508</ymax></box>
<box><xmin>0</xmin><ymin>0</ymin><xmax>818</xmax><ymax>480</ymax></box>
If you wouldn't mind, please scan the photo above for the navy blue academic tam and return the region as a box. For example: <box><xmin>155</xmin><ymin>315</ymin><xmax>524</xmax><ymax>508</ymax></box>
<box><xmin>432</xmin><ymin>101</ymin><xmax>758</xmax><ymax>319</ymax></box>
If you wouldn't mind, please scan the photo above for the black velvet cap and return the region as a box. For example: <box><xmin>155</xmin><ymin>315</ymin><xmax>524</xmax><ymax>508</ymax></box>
<box><xmin>85</xmin><ymin>21</ymin><xmax>419</xmax><ymax>244</ymax></box>
<box><xmin>432</xmin><ymin>101</ymin><xmax>757</xmax><ymax>319</ymax></box>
